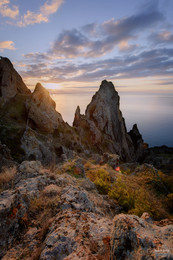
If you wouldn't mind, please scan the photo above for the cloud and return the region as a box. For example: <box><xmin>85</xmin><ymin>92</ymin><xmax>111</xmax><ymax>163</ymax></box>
<box><xmin>40</xmin><ymin>0</ymin><xmax>64</xmax><ymax>16</ymax></box>
<box><xmin>20</xmin><ymin>47</ymin><xmax>173</xmax><ymax>85</ymax></box>
<box><xmin>0</xmin><ymin>40</ymin><xmax>16</xmax><ymax>51</ymax></box>
<box><xmin>50</xmin><ymin>7</ymin><xmax>164</xmax><ymax>59</ymax></box>
<box><xmin>19</xmin><ymin>2</ymin><xmax>172</xmax><ymax>85</ymax></box>
<box><xmin>51</xmin><ymin>29</ymin><xmax>90</xmax><ymax>58</ymax></box>
<box><xmin>0</xmin><ymin>0</ymin><xmax>19</xmax><ymax>19</ymax></box>
<box><xmin>4</xmin><ymin>0</ymin><xmax>64</xmax><ymax>26</ymax></box>
<box><xmin>118</xmin><ymin>41</ymin><xmax>137</xmax><ymax>52</ymax></box>
<box><xmin>149</xmin><ymin>31</ymin><xmax>173</xmax><ymax>45</ymax></box>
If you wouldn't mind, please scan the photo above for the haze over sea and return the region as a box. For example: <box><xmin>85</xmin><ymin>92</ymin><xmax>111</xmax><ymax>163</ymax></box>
<box><xmin>51</xmin><ymin>90</ymin><xmax>173</xmax><ymax>148</ymax></box>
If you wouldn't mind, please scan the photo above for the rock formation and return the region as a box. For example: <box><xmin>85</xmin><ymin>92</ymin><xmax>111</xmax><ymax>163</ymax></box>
<box><xmin>110</xmin><ymin>214</ymin><xmax>173</xmax><ymax>259</ymax></box>
<box><xmin>0</xmin><ymin>57</ymin><xmax>30</xmax><ymax>103</ymax></box>
<box><xmin>26</xmin><ymin>83</ymin><xmax>63</xmax><ymax>133</ymax></box>
<box><xmin>128</xmin><ymin>123</ymin><xmax>144</xmax><ymax>160</ymax></box>
<box><xmin>0</xmin><ymin>57</ymin><xmax>145</xmax><ymax>164</ymax></box>
<box><xmin>73</xmin><ymin>80</ymin><xmax>141</xmax><ymax>161</ymax></box>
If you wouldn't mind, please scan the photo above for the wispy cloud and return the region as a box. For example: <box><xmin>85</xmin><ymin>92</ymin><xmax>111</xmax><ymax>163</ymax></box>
<box><xmin>20</xmin><ymin>47</ymin><xmax>173</xmax><ymax>85</ymax></box>
<box><xmin>149</xmin><ymin>31</ymin><xmax>173</xmax><ymax>45</ymax></box>
<box><xmin>0</xmin><ymin>40</ymin><xmax>16</xmax><ymax>52</ymax></box>
<box><xmin>0</xmin><ymin>0</ymin><xmax>64</xmax><ymax>26</ymax></box>
<box><xmin>17</xmin><ymin>0</ymin><xmax>64</xmax><ymax>27</ymax></box>
<box><xmin>0</xmin><ymin>0</ymin><xmax>19</xmax><ymax>19</ymax></box>
<box><xmin>19</xmin><ymin>2</ymin><xmax>173</xmax><ymax>87</ymax></box>
<box><xmin>50</xmin><ymin>7</ymin><xmax>164</xmax><ymax>59</ymax></box>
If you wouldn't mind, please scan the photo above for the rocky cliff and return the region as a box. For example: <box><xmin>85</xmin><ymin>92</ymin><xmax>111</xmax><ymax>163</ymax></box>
<box><xmin>0</xmin><ymin>57</ymin><xmax>30</xmax><ymax>104</ymax></box>
<box><xmin>73</xmin><ymin>80</ymin><xmax>143</xmax><ymax>161</ymax></box>
<box><xmin>0</xmin><ymin>57</ymin><xmax>144</xmax><ymax>163</ymax></box>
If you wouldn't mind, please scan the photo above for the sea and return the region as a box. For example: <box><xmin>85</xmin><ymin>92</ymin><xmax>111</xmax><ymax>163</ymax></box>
<box><xmin>51</xmin><ymin>91</ymin><xmax>173</xmax><ymax>148</ymax></box>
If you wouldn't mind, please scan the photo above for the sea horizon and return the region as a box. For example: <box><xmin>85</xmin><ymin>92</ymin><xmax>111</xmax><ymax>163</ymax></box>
<box><xmin>51</xmin><ymin>90</ymin><xmax>173</xmax><ymax>148</ymax></box>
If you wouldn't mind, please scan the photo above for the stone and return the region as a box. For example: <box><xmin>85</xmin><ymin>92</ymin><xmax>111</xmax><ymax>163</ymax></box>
<box><xmin>40</xmin><ymin>209</ymin><xmax>112</xmax><ymax>260</ymax></box>
<box><xmin>21</xmin><ymin>127</ymin><xmax>57</xmax><ymax>165</ymax></box>
<box><xmin>110</xmin><ymin>214</ymin><xmax>173</xmax><ymax>260</ymax></box>
<box><xmin>0</xmin><ymin>57</ymin><xmax>31</xmax><ymax>103</ymax></box>
<box><xmin>19</xmin><ymin>160</ymin><xmax>42</xmax><ymax>174</ymax></box>
<box><xmin>102</xmin><ymin>153</ymin><xmax>120</xmax><ymax>169</ymax></box>
<box><xmin>26</xmin><ymin>83</ymin><xmax>63</xmax><ymax>133</ymax></box>
<box><xmin>60</xmin><ymin>186</ymin><xmax>95</xmax><ymax>212</ymax></box>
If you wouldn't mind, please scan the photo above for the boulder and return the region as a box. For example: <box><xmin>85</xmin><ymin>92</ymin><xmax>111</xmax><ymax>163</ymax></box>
<box><xmin>110</xmin><ymin>214</ymin><xmax>173</xmax><ymax>259</ymax></box>
<box><xmin>40</xmin><ymin>209</ymin><xmax>112</xmax><ymax>260</ymax></box>
<box><xmin>21</xmin><ymin>127</ymin><xmax>57</xmax><ymax>164</ymax></box>
<box><xmin>26</xmin><ymin>83</ymin><xmax>63</xmax><ymax>133</ymax></box>
<box><xmin>0</xmin><ymin>57</ymin><xmax>30</xmax><ymax>103</ymax></box>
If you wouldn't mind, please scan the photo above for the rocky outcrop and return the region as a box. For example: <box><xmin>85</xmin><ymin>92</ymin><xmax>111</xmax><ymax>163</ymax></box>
<box><xmin>26</xmin><ymin>83</ymin><xmax>63</xmax><ymax>133</ymax></box>
<box><xmin>73</xmin><ymin>80</ymin><xmax>140</xmax><ymax>161</ymax></box>
<box><xmin>0</xmin><ymin>159</ymin><xmax>120</xmax><ymax>259</ymax></box>
<box><xmin>1</xmin><ymin>158</ymin><xmax>173</xmax><ymax>259</ymax></box>
<box><xmin>110</xmin><ymin>213</ymin><xmax>173</xmax><ymax>260</ymax></box>
<box><xmin>0</xmin><ymin>57</ymin><xmax>31</xmax><ymax>103</ymax></box>
<box><xmin>128</xmin><ymin>123</ymin><xmax>144</xmax><ymax>160</ymax></box>
<box><xmin>0</xmin><ymin>57</ymin><xmax>145</xmax><ymax>164</ymax></box>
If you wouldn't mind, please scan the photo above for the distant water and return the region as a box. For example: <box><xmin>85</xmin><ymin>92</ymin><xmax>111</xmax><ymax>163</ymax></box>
<box><xmin>51</xmin><ymin>92</ymin><xmax>173</xmax><ymax>147</ymax></box>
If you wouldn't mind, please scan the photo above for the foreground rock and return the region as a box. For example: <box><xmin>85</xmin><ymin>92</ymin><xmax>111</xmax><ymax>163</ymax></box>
<box><xmin>0</xmin><ymin>160</ymin><xmax>120</xmax><ymax>259</ymax></box>
<box><xmin>110</xmin><ymin>214</ymin><xmax>173</xmax><ymax>259</ymax></box>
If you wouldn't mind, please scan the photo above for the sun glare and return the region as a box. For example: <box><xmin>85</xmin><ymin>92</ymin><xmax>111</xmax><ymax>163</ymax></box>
<box><xmin>42</xmin><ymin>82</ymin><xmax>63</xmax><ymax>90</ymax></box>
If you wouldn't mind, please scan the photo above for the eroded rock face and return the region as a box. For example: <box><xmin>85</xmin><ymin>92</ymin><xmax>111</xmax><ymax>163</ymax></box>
<box><xmin>110</xmin><ymin>214</ymin><xmax>173</xmax><ymax>260</ymax></box>
<box><xmin>74</xmin><ymin>80</ymin><xmax>136</xmax><ymax>161</ymax></box>
<box><xmin>0</xmin><ymin>57</ymin><xmax>31</xmax><ymax>103</ymax></box>
<box><xmin>26</xmin><ymin>83</ymin><xmax>63</xmax><ymax>133</ymax></box>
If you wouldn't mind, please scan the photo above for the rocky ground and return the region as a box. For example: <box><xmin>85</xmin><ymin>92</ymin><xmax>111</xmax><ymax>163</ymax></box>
<box><xmin>0</xmin><ymin>159</ymin><xmax>173</xmax><ymax>260</ymax></box>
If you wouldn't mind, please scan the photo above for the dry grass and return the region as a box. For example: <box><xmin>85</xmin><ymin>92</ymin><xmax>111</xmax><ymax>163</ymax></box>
<box><xmin>0</xmin><ymin>166</ymin><xmax>17</xmax><ymax>190</ymax></box>
<box><xmin>84</xmin><ymin>161</ymin><xmax>171</xmax><ymax>220</ymax></box>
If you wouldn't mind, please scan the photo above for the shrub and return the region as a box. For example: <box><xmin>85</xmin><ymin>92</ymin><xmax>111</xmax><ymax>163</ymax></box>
<box><xmin>108</xmin><ymin>177</ymin><xmax>135</xmax><ymax>211</ymax></box>
<box><xmin>87</xmin><ymin>168</ymin><xmax>111</xmax><ymax>194</ymax></box>
<box><xmin>0</xmin><ymin>166</ymin><xmax>17</xmax><ymax>190</ymax></box>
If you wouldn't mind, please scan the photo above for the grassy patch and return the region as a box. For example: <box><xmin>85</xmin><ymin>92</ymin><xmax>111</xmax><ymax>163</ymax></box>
<box><xmin>0</xmin><ymin>166</ymin><xmax>17</xmax><ymax>190</ymax></box>
<box><xmin>85</xmin><ymin>161</ymin><xmax>171</xmax><ymax>220</ymax></box>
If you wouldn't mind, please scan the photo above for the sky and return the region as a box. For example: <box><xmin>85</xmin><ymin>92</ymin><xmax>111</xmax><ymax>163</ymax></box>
<box><xmin>0</xmin><ymin>0</ymin><xmax>173</xmax><ymax>146</ymax></box>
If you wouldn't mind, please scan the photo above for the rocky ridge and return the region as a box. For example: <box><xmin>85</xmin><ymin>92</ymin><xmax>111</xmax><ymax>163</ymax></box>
<box><xmin>0</xmin><ymin>57</ymin><xmax>144</xmax><ymax>164</ymax></box>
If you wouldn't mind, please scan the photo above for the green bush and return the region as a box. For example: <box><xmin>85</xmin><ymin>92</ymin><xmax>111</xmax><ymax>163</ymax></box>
<box><xmin>108</xmin><ymin>177</ymin><xmax>135</xmax><ymax>211</ymax></box>
<box><xmin>87</xmin><ymin>168</ymin><xmax>111</xmax><ymax>195</ymax></box>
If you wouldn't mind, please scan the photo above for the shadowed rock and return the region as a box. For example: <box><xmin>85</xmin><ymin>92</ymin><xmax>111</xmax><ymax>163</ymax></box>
<box><xmin>0</xmin><ymin>57</ymin><xmax>30</xmax><ymax>103</ymax></box>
